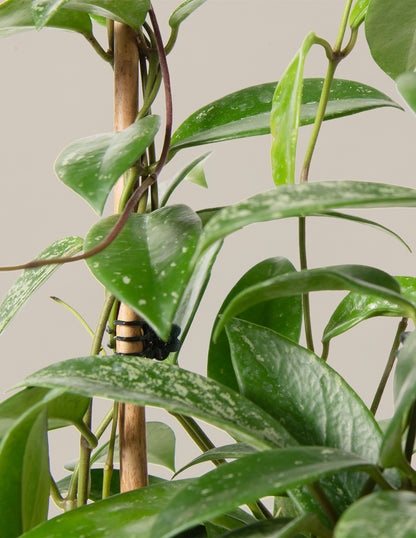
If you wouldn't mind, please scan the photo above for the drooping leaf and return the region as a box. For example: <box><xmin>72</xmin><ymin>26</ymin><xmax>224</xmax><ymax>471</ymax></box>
<box><xmin>195</xmin><ymin>181</ymin><xmax>416</xmax><ymax>257</ymax></box>
<box><xmin>85</xmin><ymin>206</ymin><xmax>202</xmax><ymax>341</ymax></box>
<box><xmin>55</xmin><ymin>116</ymin><xmax>160</xmax><ymax>215</ymax></box>
<box><xmin>334</xmin><ymin>491</ymin><xmax>416</xmax><ymax>538</ymax></box>
<box><xmin>160</xmin><ymin>152</ymin><xmax>211</xmax><ymax>207</ymax></box>
<box><xmin>0</xmin><ymin>0</ymin><xmax>92</xmax><ymax>36</ymax></box>
<box><xmin>169</xmin><ymin>0</ymin><xmax>206</xmax><ymax>33</ymax></box>
<box><xmin>169</xmin><ymin>80</ymin><xmax>401</xmax><ymax>154</ymax></box>
<box><xmin>322</xmin><ymin>276</ymin><xmax>416</xmax><ymax>343</ymax></box>
<box><xmin>208</xmin><ymin>257</ymin><xmax>302</xmax><ymax>391</ymax></box>
<box><xmin>270</xmin><ymin>32</ymin><xmax>315</xmax><ymax>185</ymax></box>
<box><xmin>380</xmin><ymin>330</ymin><xmax>416</xmax><ymax>471</ymax></box>
<box><xmin>18</xmin><ymin>355</ymin><xmax>296</xmax><ymax>450</ymax></box>
<box><xmin>397</xmin><ymin>71</ymin><xmax>416</xmax><ymax>115</ymax></box>
<box><xmin>365</xmin><ymin>0</ymin><xmax>416</xmax><ymax>79</ymax></box>
<box><xmin>23</xmin><ymin>480</ymin><xmax>191</xmax><ymax>538</ymax></box>
<box><xmin>0</xmin><ymin>236</ymin><xmax>83</xmax><ymax>334</ymax></box>
<box><xmin>226</xmin><ymin>319</ymin><xmax>382</xmax><ymax>508</ymax></box>
<box><xmin>31</xmin><ymin>0</ymin><xmax>150</xmax><ymax>31</ymax></box>
<box><xmin>349</xmin><ymin>0</ymin><xmax>369</xmax><ymax>28</ymax></box>
<box><xmin>150</xmin><ymin>447</ymin><xmax>376</xmax><ymax>538</ymax></box>
<box><xmin>214</xmin><ymin>265</ymin><xmax>416</xmax><ymax>340</ymax></box>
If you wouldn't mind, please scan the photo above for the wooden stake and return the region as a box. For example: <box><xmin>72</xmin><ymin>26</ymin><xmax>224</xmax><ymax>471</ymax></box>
<box><xmin>114</xmin><ymin>21</ymin><xmax>148</xmax><ymax>492</ymax></box>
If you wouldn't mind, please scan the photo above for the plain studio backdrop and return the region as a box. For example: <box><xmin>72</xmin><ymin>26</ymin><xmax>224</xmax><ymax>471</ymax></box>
<box><xmin>0</xmin><ymin>0</ymin><xmax>415</xmax><ymax>484</ymax></box>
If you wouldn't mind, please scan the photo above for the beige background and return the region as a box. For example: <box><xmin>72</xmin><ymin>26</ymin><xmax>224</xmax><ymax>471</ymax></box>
<box><xmin>0</xmin><ymin>0</ymin><xmax>415</xmax><ymax>481</ymax></box>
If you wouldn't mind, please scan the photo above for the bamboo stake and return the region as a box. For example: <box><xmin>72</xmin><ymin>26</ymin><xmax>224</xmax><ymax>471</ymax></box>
<box><xmin>113</xmin><ymin>21</ymin><xmax>148</xmax><ymax>492</ymax></box>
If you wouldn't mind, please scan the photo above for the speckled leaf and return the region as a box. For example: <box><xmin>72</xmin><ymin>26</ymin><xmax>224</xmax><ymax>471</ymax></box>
<box><xmin>214</xmin><ymin>265</ymin><xmax>416</xmax><ymax>341</ymax></box>
<box><xmin>160</xmin><ymin>152</ymin><xmax>211</xmax><ymax>207</ymax></box>
<box><xmin>334</xmin><ymin>491</ymin><xmax>416</xmax><ymax>538</ymax></box>
<box><xmin>380</xmin><ymin>330</ymin><xmax>416</xmax><ymax>471</ymax></box>
<box><xmin>208</xmin><ymin>257</ymin><xmax>302</xmax><ymax>392</ymax></box>
<box><xmin>323</xmin><ymin>276</ymin><xmax>416</xmax><ymax>343</ymax></box>
<box><xmin>366</xmin><ymin>0</ymin><xmax>416</xmax><ymax>79</ymax></box>
<box><xmin>175</xmin><ymin>443</ymin><xmax>258</xmax><ymax>476</ymax></box>
<box><xmin>19</xmin><ymin>355</ymin><xmax>296</xmax><ymax>450</ymax></box>
<box><xmin>397</xmin><ymin>71</ymin><xmax>416</xmax><ymax>115</ymax></box>
<box><xmin>150</xmin><ymin>447</ymin><xmax>375</xmax><ymax>538</ymax></box>
<box><xmin>0</xmin><ymin>236</ymin><xmax>83</xmax><ymax>335</ymax></box>
<box><xmin>196</xmin><ymin>181</ymin><xmax>416</xmax><ymax>257</ymax></box>
<box><xmin>55</xmin><ymin>116</ymin><xmax>160</xmax><ymax>215</ymax></box>
<box><xmin>85</xmin><ymin>206</ymin><xmax>202</xmax><ymax>341</ymax></box>
<box><xmin>169</xmin><ymin>80</ymin><xmax>400</xmax><ymax>154</ymax></box>
<box><xmin>31</xmin><ymin>0</ymin><xmax>150</xmax><ymax>31</ymax></box>
<box><xmin>350</xmin><ymin>0</ymin><xmax>369</xmax><ymax>28</ymax></box>
<box><xmin>226</xmin><ymin>319</ymin><xmax>382</xmax><ymax>506</ymax></box>
<box><xmin>271</xmin><ymin>32</ymin><xmax>315</xmax><ymax>185</ymax></box>
<box><xmin>0</xmin><ymin>0</ymin><xmax>92</xmax><ymax>36</ymax></box>
<box><xmin>22</xmin><ymin>480</ymin><xmax>190</xmax><ymax>538</ymax></box>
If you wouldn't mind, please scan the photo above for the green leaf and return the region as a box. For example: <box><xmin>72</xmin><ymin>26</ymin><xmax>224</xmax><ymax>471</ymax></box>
<box><xmin>0</xmin><ymin>0</ymin><xmax>92</xmax><ymax>36</ymax></box>
<box><xmin>85</xmin><ymin>206</ymin><xmax>202</xmax><ymax>341</ymax></box>
<box><xmin>0</xmin><ymin>236</ymin><xmax>83</xmax><ymax>335</ymax></box>
<box><xmin>334</xmin><ymin>491</ymin><xmax>416</xmax><ymax>538</ymax></box>
<box><xmin>271</xmin><ymin>32</ymin><xmax>315</xmax><ymax>185</ymax></box>
<box><xmin>169</xmin><ymin>80</ymin><xmax>401</xmax><ymax>154</ymax></box>
<box><xmin>220</xmin><ymin>514</ymin><xmax>325</xmax><ymax>538</ymax></box>
<box><xmin>18</xmin><ymin>355</ymin><xmax>296</xmax><ymax>450</ymax></box>
<box><xmin>150</xmin><ymin>447</ymin><xmax>375</xmax><ymax>538</ymax></box>
<box><xmin>397</xmin><ymin>71</ymin><xmax>416</xmax><ymax>115</ymax></box>
<box><xmin>31</xmin><ymin>0</ymin><xmax>150</xmax><ymax>31</ymax></box>
<box><xmin>55</xmin><ymin>116</ymin><xmax>160</xmax><ymax>215</ymax></box>
<box><xmin>226</xmin><ymin>319</ymin><xmax>382</xmax><ymax>508</ymax></box>
<box><xmin>169</xmin><ymin>0</ymin><xmax>206</xmax><ymax>31</ymax></box>
<box><xmin>322</xmin><ymin>276</ymin><xmax>416</xmax><ymax>343</ymax></box>
<box><xmin>214</xmin><ymin>265</ymin><xmax>416</xmax><ymax>341</ymax></box>
<box><xmin>160</xmin><ymin>152</ymin><xmax>211</xmax><ymax>208</ymax></box>
<box><xmin>196</xmin><ymin>181</ymin><xmax>416</xmax><ymax>257</ymax></box>
<box><xmin>208</xmin><ymin>257</ymin><xmax>302</xmax><ymax>391</ymax></box>
<box><xmin>380</xmin><ymin>330</ymin><xmax>416</xmax><ymax>471</ymax></box>
<box><xmin>23</xmin><ymin>480</ymin><xmax>190</xmax><ymax>538</ymax></box>
<box><xmin>349</xmin><ymin>0</ymin><xmax>369</xmax><ymax>28</ymax></box>
<box><xmin>365</xmin><ymin>0</ymin><xmax>416</xmax><ymax>79</ymax></box>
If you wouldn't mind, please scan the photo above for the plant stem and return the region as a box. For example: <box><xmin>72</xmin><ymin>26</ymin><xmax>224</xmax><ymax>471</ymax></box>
<box><xmin>405</xmin><ymin>401</ymin><xmax>416</xmax><ymax>463</ymax></box>
<box><xmin>50</xmin><ymin>295</ymin><xmax>95</xmax><ymax>340</ymax></box>
<box><xmin>333</xmin><ymin>0</ymin><xmax>354</xmax><ymax>53</ymax></box>
<box><xmin>307</xmin><ymin>483</ymin><xmax>338</xmax><ymax>526</ymax></box>
<box><xmin>103</xmin><ymin>402</ymin><xmax>118</xmax><ymax>499</ymax></box>
<box><xmin>83</xmin><ymin>32</ymin><xmax>113</xmax><ymax>64</ymax></box>
<box><xmin>50</xmin><ymin>474</ymin><xmax>65</xmax><ymax>509</ymax></box>
<box><xmin>371</xmin><ymin>317</ymin><xmax>408</xmax><ymax>415</ymax></box>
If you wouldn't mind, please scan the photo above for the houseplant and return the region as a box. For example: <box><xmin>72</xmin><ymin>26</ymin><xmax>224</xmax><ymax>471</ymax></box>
<box><xmin>0</xmin><ymin>0</ymin><xmax>416</xmax><ymax>536</ymax></box>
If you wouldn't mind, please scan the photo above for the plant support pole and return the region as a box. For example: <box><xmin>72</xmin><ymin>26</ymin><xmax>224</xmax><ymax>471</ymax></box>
<box><xmin>113</xmin><ymin>21</ymin><xmax>148</xmax><ymax>492</ymax></box>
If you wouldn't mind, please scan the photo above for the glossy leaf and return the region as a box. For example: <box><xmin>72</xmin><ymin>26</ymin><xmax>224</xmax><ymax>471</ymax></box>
<box><xmin>365</xmin><ymin>0</ymin><xmax>416</xmax><ymax>79</ymax></box>
<box><xmin>349</xmin><ymin>0</ymin><xmax>369</xmax><ymax>28</ymax></box>
<box><xmin>19</xmin><ymin>355</ymin><xmax>296</xmax><ymax>450</ymax></box>
<box><xmin>85</xmin><ymin>206</ymin><xmax>201</xmax><ymax>341</ymax></box>
<box><xmin>271</xmin><ymin>32</ymin><xmax>315</xmax><ymax>185</ymax></box>
<box><xmin>23</xmin><ymin>480</ymin><xmax>190</xmax><ymax>538</ymax></box>
<box><xmin>323</xmin><ymin>276</ymin><xmax>416</xmax><ymax>343</ymax></box>
<box><xmin>169</xmin><ymin>80</ymin><xmax>401</xmax><ymax>154</ymax></box>
<box><xmin>334</xmin><ymin>491</ymin><xmax>416</xmax><ymax>538</ymax></box>
<box><xmin>208</xmin><ymin>257</ymin><xmax>302</xmax><ymax>391</ymax></box>
<box><xmin>220</xmin><ymin>515</ymin><xmax>325</xmax><ymax>538</ymax></box>
<box><xmin>160</xmin><ymin>152</ymin><xmax>211</xmax><ymax>207</ymax></box>
<box><xmin>55</xmin><ymin>116</ymin><xmax>160</xmax><ymax>215</ymax></box>
<box><xmin>0</xmin><ymin>0</ymin><xmax>92</xmax><ymax>36</ymax></box>
<box><xmin>196</xmin><ymin>181</ymin><xmax>416</xmax><ymax>257</ymax></box>
<box><xmin>380</xmin><ymin>330</ymin><xmax>416</xmax><ymax>470</ymax></box>
<box><xmin>169</xmin><ymin>0</ymin><xmax>206</xmax><ymax>31</ymax></box>
<box><xmin>151</xmin><ymin>447</ymin><xmax>375</xmax><ymax>538</ymax></box>
<box><xmin>226</xmin><ymin>319</ymin><xmax>382</xmax><ymax>506</ymax></box>
<box><xmin>175</xmin><ymin>443</ymin><xmax>258</xmax><ymax>476</ymax></box>
<box><xmin>397</xmin><ymin>71</ymin><xmax>416</xmax><ymax>115</ymax></box>
<box><xmin>0</xmin><ymin>236</ymin><xmax>83</xmax><ymax>334</ymax></box>
<box><xmin>214</xmin><ymin>265</ymin><xmax>416</xmax><ymax>340</ymax></box>
<box><xmin>31</xmin><ymin>0</ymin><xmax>150</xmax><ymax>31</ymax></box>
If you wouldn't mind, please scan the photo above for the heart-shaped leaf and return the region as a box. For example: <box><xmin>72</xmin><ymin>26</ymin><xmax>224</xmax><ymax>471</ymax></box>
<box><xmin>55</xmin><ymin>116</ymin><xmax>160</xmax><ymax>215</ymax></box>
<box><xmin>169</xmin><ymin>80</ymin><xmax>401</xmax><ymax>154</ymax></box>
<box><xmin>208</xmin><ymin>257</ymin><xmax>302</xmax><ymax>391</ymax></box>
<box><xmin>85</xmin><ymin>205</ymin><xmax>202</xmax><ymax>340</ymax></box>
<box><xmin>0</xmin><ymin>236</ymin><xmax>83</xmax><ymax>335</ymax></box>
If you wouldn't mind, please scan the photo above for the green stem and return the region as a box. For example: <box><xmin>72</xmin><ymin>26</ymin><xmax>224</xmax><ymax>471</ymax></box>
<box><xmin>77</xmin><ymin>402</ymin><xmax>92</xmax><ymax>506</ymax></box>
<box><xmin>321</xmin><ymin>340</ymin><xmax>330</xmax><ymax>362</ymax></box>
<box><xmin>103</xmin><ymin>402</ymin><xmax>119</xmax><ymax>499</ymax></box>
<box><xmin>371</xmin><ymin>318</ymin><xmax>408</xmax><ymax>415</ymax></box>
<box><xmin>333</xmin><ymin>0</ymin><xmax>354</xmax><ymax>53</ymax></box>
<box><xmin>307</xmin><ymin>483</ymin><xmax>338</xmax><ymax>527</ymax></box>
<box><xmin>299</xmin><ymin>217</ymin><xmax>314</xmax><ymax>352</ymax></box>
<box><xmin>91</xmin><ymin>293</ymin><xmax>116</xmax><ymax>356</ymax></box>
<box><xmin>50</xmin><ymin>296</ymin><xmax>96</xmax><ymax>341</ymax></box>
<box><xmin>83</xmin><ymin>32</ymin><xmax>113</xmax><ymax>64</ymax></box>
<box><xmin>50</xmin><ymin>474</ymin><xmax>65</xmax><ymax>509</ymax></box>
<box><xmin>405</xmin><ymin>401</ymin><xmax>416</xmax><ymax>463</ymax></box>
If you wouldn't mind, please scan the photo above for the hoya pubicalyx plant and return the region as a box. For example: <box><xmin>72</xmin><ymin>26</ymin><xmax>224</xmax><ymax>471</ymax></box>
<box><xmin>1</xmin><ymin>0</ymin><xmax>416</xmax><ymax>536</ymax></box>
